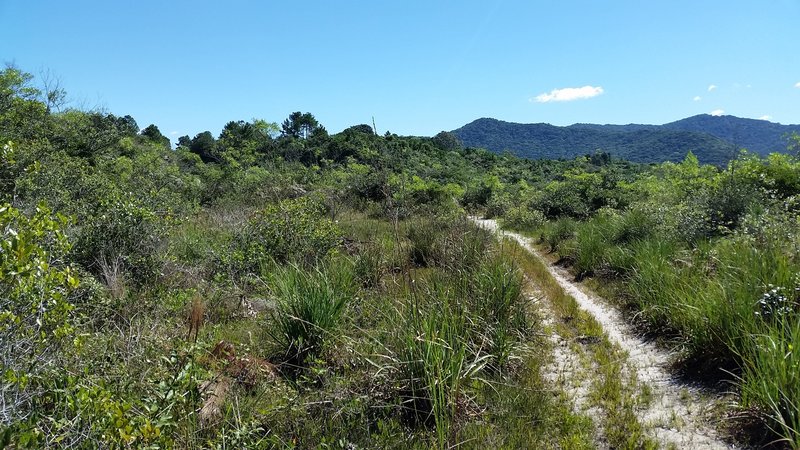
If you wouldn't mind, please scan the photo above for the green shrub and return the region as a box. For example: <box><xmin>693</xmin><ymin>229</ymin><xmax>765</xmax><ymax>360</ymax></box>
<box><xmin>73</xmin><ymin>192</ymin><xmax>169</xmax><ymax>283</ymax></box>
<box><xmin>392</xmin><ymin>247</ymin><xmax>527</xmax><ymax>446</ymax></box>
<box><xmin>503</xmin><ymin>206</ymin><xmax>545</xmax><ymax>231</ymax></box>
<box><xmin>484</xmin><ymin>193</ymin><xmax>510</xmax><ymax>219</ymax></box>
<box><xmin>396</xmin><ymin>283</ymin><xmax>475</xmax><ymax>446</ymax></box>
<box><xmin>740</xmin><ymin>319</ymin><xmax>800</xmax><ymax>448</ymax></box>
<box><xmin>353</xmin><ymin>241</ymin><xmax>385</xmax><ymax>288</ymax></box>
<box><xmin>233</xmin><ymin>196</ymin><xmax>342</xmax><ymax>274</ymax></box>
<box><xmin>612</xmin><ymin>207</ymin><xmax>655</xmax><ymax>244</ymax></box>
<box><xmin>0</xmin><ymin>204</ymin><xmax>79</xmax><ymax>428</ymax></box>
<box><xmin>573</xmin><ymin>223</ymin><xmax>610</xmax><ymax>279</ymax></box>
<box><xmin>435</xmin><ymin>219</ymin><xmax>492</xmax><ymax>274</ymax></box>
<box><xmin>406</xmin><ymin>217</ymin><xmax>445</xmax><ymax>267</ymax></box>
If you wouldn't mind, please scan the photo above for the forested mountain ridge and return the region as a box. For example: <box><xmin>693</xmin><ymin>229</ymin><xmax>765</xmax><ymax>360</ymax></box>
<box><xmin>453</xmin><ymin>114</ymin><xmax>800</xmax><ymax>165</ymax></box>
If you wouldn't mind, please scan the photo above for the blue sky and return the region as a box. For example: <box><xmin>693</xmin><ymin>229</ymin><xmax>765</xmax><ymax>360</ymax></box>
<box><xmin>2</xmin><ymin>1</ymin><xmax>799</xmax><ymax>140</ymax></box>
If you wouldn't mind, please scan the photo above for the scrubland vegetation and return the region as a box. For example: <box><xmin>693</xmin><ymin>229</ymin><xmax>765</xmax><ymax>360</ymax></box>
<box><xmin>500</xmin><ymin>148</ymin><xmax>800</xmax><ymax>447</ymax></box>
<box><xmin>2</xmin><ymin>66</ymin><xmax>800</xmax><ymax>448</ymax></box>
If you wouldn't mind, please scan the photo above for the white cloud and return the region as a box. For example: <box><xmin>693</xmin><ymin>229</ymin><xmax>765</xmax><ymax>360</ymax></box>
<box><xmin>693</xmin><ymin>96</ymin><xmax>702</xmax><ymax>101</ymax></box>
<box><xmin>710</xmin><ymin>109</ymin><xmax>725</xmax><ymax>116</ymax></box>
<box><xmin>532</xmin><ymin>85</ymin><xmax>604</xmax><ymax>103</ymax></box>
<box><xmin>795</xmin><ymin>81</ymin><xmax>800</xmax><ymax>88</ymax></box>
<box><xmin>708</xmin><ymin>84</ymin><xmax>718</xmax><ymax>92</ymax></box>
<box><xmin>758</xmin><ymin>115</ymin><xmax>772</xmax><ymax>121</ymax></box>
<box><xmin>170</xmin><ymin>131</ymin><xmax>179</xmax><ymax>136</ymax></box>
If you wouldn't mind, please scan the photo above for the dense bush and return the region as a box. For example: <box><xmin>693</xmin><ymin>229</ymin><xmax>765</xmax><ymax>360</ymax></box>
<box><xmin>503</xmin><ymin>206</ymin><xmax>545</xmax><ymax>231</ymax></box>
<box><xmin>231</xmin><ymin>196</ymin><xmax>342</xmax><ymax>274</ymax></box>
<box><xmin>0</xmin><ymin>204</ymin><xmax>78</xmax><ymax>429</ymax></box>
<box><xmin>73</xmin><ymin>192</ymin><xmax>169</xmax><ymax>283</ymax></box>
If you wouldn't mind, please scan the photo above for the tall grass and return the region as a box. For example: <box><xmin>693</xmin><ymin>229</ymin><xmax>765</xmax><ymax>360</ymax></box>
<box><xmin>551</xmin><ymin>205</ymin><xmax>800</xmax><ymax>447</ymax></box>
<box><xmin>393</xmin><ymin>233</ymin><xmax>527</xmax><ymax>447</ymax></box>
<box><xmin>405</xmin><ymin>218</ymin><xmax>439</xmax><ymax>267</ymax></box>
<box><xmin>542</xmin><ymin>217</ymin><xmax>577</xmax><ymax>253</ymax></box>
<box><xmin>472</xmin><ymin>255</ymin><xmax>526</xmax><ymax>371</ymax></box>
<box><xmin>267</xmin><ymin>260</ymin><xmax>355</xmax><ymax>364</ymax></box>
<box><xmin>398</xmin><ymin>284</ymin><xmax>477</xmax><ymax>447</ymax></box>
<box><xmin>740</xmin><ymin>319</ymin><xmax>800</xmax><ymax>447</ymax></box>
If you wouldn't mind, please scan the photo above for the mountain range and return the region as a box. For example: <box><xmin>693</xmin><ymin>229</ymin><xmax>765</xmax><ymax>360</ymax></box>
<box><xmin>450</xmin><ymin>115</ymin><xmax>800</xmax><ymax>165</ymax></box>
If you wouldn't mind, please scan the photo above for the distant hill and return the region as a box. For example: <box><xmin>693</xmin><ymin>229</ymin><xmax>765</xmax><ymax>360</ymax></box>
<box><xmin>662</xmin><ymin>115</ymin><xmax>800</xmax><ymax>156</ymax></box>
<box><xmin>452</xmin><ymin>115</ymin><xmax>800</xmax><ymax>165</ymax></box>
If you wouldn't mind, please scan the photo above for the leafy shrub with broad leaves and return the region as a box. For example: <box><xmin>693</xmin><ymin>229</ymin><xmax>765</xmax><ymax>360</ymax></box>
<box><xmin>0</xmin><ymin>203</ymin><xmax>79</xmax><ymax>429</ymax></box>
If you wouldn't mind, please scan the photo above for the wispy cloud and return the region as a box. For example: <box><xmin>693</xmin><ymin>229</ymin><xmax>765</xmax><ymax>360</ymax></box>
<box><xmin>532</xmin><ymin>85</ymin><xmax>604</xmax><ymax>103</ymax></box>
<box><xmin>170</xmin><ymin>131</ymin><xmax>179</xmax><ymax>136</ymax></box>
<box><xmin>710</xmin><ymin>109</ymin><xmax>724</xmax><ymax>116</ymax></box>
<box><xmin>708</xmin><ymin>84</ymin><xmax>718</xmax><ymax>92</ymax></box>
<box><xmin>693</xmin><ymin>96</ymin><xmax>702</xmax><ymax>101</ymax></box>
<box><xmin>795</xmin><ymin>81</ymin><xmax>800</xmax><ymax>88</ymax></box>
<box><xmin>758</xmin><ymin>115</ymin><xmax>772</xmax><ymax>121</ymax></box>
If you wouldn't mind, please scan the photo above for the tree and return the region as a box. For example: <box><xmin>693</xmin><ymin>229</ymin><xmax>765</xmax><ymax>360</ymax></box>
<box><xmin>343</xmin><ymin>124</ymin><xmax>375</xmax><ymax>135</ymax></box>
<box><xmin>0</xmin><ymin>66</ymin><xmax>40</xmax><ymax>112</ymax></box>
<box><xmin>115</xmin><ymin>115</ymin><xmax>139</xmax><ymax>135</ymax></box>
<box><xmin>176</xmin><ymin>135</ymin><xmax>192</xmax><ymax>149</ymax></box>
<box><xmin>189</xmin><ymin>131</ymin><xmax>218</xmax><ymax>163</ymax></box>
<box><xmin>432</xmin><ymin>131</ymin><xmax>462</xmax><ymax>151</ymax></box>
<box><xmin>281</xmin><ymin>112</ymin><xmax>324</xmax><ymax>139</ymax></box>
<box><xmin>0</xmin><ymin>67</ymin><xmax>49</xmax><ymax>142</ymax></box>
<box><xmin>140</xmin><ymin>124</ymin><xmax>170</xmax><ymax>148</ymax></box>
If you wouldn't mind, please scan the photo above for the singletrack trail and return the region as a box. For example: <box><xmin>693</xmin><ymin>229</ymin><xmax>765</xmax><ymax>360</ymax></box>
<box><xmin>476</xmin><ymin>218</ymin><xmax>736</xmax><ymax>449</ymax></box>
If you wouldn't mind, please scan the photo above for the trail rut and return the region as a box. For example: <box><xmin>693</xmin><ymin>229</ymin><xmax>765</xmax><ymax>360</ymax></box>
<box><xmin>477</xmin><ymin>218</ymin><xmax>736</xmax><ymax>449</ymax></box>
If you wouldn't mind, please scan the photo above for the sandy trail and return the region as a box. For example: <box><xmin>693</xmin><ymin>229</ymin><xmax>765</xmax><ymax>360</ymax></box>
<box><xmin>476</xmin><ymin>218</ymin><xmax>735</xmax><ymax>449</ymax></box>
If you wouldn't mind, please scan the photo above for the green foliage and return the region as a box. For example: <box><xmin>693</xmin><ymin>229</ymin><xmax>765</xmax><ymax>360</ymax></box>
<box><xmin>540</xmin><ymin>149</ymin><xmax>800</xmax><ymax>446</ymax></box>
<box><xmin>8</xmin><ymin>65</ymin><xmax>800</xmax><ymax>447</ymax></box>
<box><xmin>471</xmin><ymin>255</ymin><xmax>526</xmax><ymax>370</ymax></box>
<box><xmin>431</xmin><ymin>131</ymin><xmax>462</xmax><ymax>151</ymax></box>
<box><xmin>233</xmin><ymin>196</ymin><xmax>342</xmax><ymax>273</ymax></box>
<box><xmin>0</xmin><ymin>67</ymin><xmax>48</xmax><ymax>142</ymax></box>
<box><xmin>406</xmin><ymin>217</ymin><xmax>444</xmax><ymax>267</ymax></box>
<box><xmin>0</xmin><ymin>141</ymin><xmax>19</xmax><ymax>201</ymax></box>
<box><xmin>73</xmin><ymin>192</ymin><xmax>169</xmax><ymax>283</ymax></box>
<box><xmin>398</xmin><ymin>285</ymin><xmax>475</xmax><ymax>445</ymax></box>
<box><xmin>394</xmin><ymin>247</ymin><xmax>527</xmax><ymax>447</ymax></box>
<box><xmin>140</xmin><ymin>123</ymin><xmax>170</xmax><ymax>148</ymax></box>
<box><xmin>740</xmin><ymin>318</ymin><xmax>800</xmax><ymax>447</ymax></box>
<box><xmin>0</xmin><ymin>204</ymin><xmax>78</xmax><ymax>427</ymax></box>
<box><xmin>353</xmin><ymin>241</ymin><xmax>384</xmax><ymax>288</ymax></box>
<box><xmin>268</xmin><ymin>261</ymin><xmax>355</xmax><ymax>364</ymax></box>
<box><xmin>281</xmin><ymin>111</ymin><xmax>325</xmax><ymax>140</ymax></box>
<box><xmin>503</xmin><ymin>206</ymin><xmax>545</xmax><ymax>231</ymax></box>
<box><xmin>543</xmin><ymin>217</ymin><xmax>577</xmax><ymax>253</ymax></box>
<box><xmin>189</xmin><ymin>130</ymin><xmax>219</xmax><ymax>163</ymax></box>
<box><xmin>11</xmin><ymin>348</ymin><xmax>205</xmax><ymax>448</ymax></box>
